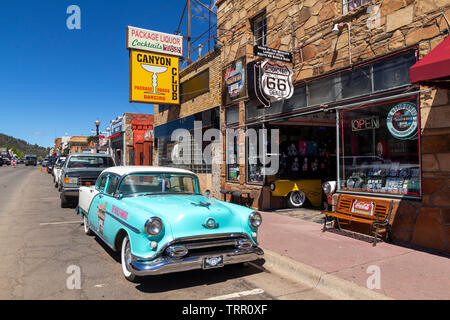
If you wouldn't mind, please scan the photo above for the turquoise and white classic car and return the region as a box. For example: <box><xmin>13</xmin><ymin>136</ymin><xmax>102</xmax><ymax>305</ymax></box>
<box><xmin>77</xmin><ymin>166</ymin><xmax>264</xmax><ymax>282</ymax></box>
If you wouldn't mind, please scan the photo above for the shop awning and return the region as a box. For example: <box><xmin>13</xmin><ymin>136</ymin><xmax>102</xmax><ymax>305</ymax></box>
<box><xmin>410</xmin><ymin>35</ymin><xmax>450</xmax><ymax>84</ymax></box>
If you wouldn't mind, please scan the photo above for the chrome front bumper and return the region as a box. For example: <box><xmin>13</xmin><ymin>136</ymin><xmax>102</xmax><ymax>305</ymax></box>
<box><xmin>129</xmin><ymin>247</ymin><xmax>264</xmax><ymax>276</ymax></box>
<box><xmin>61</xmin><ymin>187</ymin><xmax>79</xmax><ymax>197</ymax></box>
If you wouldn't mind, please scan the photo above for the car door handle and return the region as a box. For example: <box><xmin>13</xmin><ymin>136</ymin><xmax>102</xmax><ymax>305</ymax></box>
<box><xmin>99</xmin><ymin>195</ymin><xmax>103</xmax><ymax>198</ymax></box>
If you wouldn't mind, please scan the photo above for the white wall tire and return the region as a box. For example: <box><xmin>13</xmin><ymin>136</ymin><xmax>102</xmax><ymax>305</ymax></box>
<box><xmin>288</xmin><ymin>191</ymin><xmax>307</xmax><ymax>208</ymax></box>
<box><xmin>83</xmin><ymin>215</ymin><xmax>93</xmax><ymax>235</ymax></box>
<box><xmin>121</xmin><ymin>236</ymin><xmax>138</xmax><ymax>282</ymax></box>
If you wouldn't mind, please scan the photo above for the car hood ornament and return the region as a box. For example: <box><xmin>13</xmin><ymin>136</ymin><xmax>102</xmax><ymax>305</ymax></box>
<box><xmin>203</xmin><ymin>218</ymin><xmax>219</xmax><ymax>229</ymax></box>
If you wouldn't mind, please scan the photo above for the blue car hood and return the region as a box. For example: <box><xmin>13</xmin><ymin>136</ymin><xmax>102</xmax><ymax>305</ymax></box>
<box><xmin>122</xmin><ymin>194</ymin><xmax>247</xmax><ymax>240</ymax></box>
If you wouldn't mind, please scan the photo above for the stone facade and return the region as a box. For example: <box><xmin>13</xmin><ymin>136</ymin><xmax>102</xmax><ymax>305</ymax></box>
<box><xmin>216</xmin><ymin>0</ymin><xmax>450</xmax><ymax>254</ymax></box>
<box><xmin>154</xmin><ymin>48</ymin><xmax>223</xmax><ymax>197</ymax></box>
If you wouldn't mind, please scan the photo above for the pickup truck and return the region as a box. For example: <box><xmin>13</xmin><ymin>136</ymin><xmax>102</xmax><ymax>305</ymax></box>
<box><xmin>59</xmin><ymin>153</ymin><xmax>115</xmax><ymax>208</ymax></box>
<box><xmin>25</xmin><ymin>155</ymin><xmax>37</xmax><ymax>166</ymax></box>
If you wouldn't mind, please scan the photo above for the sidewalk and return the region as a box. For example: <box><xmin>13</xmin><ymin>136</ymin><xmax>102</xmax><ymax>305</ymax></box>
<box><xmin>258</xmin><ymin>210</ymin><xmax>450</xmax><ymax>300</ymax></box>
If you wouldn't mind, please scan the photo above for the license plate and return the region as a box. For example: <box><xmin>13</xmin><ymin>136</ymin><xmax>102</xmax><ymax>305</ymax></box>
<box><xmin>203</xmin><ymin>256</ymin><xmax>223</xmax><ymax>269</ymax></box>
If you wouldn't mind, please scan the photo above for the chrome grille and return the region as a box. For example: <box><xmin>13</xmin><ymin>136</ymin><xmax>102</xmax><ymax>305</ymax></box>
<box><xmin>162</xmin><ymin>233</ymin><xmax>252</xmax><ymax>258</ymax></box>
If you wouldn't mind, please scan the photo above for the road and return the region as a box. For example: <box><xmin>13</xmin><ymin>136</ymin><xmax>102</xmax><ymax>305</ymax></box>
<box><xmin>0</xmin><ymin>165</ymin><xmax>332</xmax><ymax>300</ymax></box>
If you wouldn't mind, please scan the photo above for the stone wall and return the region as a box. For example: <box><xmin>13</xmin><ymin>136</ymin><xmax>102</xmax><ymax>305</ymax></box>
<box><xmin>217</xmin><ymin>0</ymin><xmax>450</xmax><ymax>253</ymax></box>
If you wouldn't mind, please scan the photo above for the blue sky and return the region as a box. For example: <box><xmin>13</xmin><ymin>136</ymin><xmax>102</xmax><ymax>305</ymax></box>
<box><xmin>0</xmin><ymin>0</ymin><xmax>216</xmax><ymax>148</ymax></box>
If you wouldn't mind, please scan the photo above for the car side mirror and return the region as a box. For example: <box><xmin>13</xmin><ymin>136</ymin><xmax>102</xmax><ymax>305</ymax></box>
<box><xmin>114</xmin><ymin>191</ymin><xmax>123</xmax><ymax>200</ymax></box>
<box><xmin>204</xmin><ymin>189</ymin><xmax>211</xmax><ymax>197</ymax></box>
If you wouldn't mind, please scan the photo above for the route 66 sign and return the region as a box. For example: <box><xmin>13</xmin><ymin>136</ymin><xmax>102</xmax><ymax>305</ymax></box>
<box><xmin>261</xmin><ymin>60</ymin><xmax>294</xmax><ymax>104</ymax></box>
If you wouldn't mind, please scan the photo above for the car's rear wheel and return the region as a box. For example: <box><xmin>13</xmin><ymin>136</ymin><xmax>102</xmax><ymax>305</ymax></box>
<box><xmin>287</xmin><ymin>191</ymin><xmax>307</xmax><ymax>208</ymax></box>
<box><xmin>121</xmin><ymin>236</ymin><xmax>139</xmax><ymax>282</ymax></box>
<box><xmin>83</xmin><ymin>215</ymin><xmax>93</xmax><ymax>235</ymax></box>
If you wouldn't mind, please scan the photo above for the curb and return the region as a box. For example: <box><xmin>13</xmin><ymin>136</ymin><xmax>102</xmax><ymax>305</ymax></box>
<box><xmin>261</xmin><ymin>249</ymin><xmax>393</xmax><ymax>300</ymax></box>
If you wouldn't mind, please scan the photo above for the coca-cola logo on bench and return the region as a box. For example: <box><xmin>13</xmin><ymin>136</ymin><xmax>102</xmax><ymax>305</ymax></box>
<box><xmin>351</xmin><ymin>199</ymin><xmax>374</xmax><ymax>216</ymax></box>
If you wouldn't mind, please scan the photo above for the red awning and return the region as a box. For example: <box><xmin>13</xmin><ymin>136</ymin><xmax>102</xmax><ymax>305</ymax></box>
<box><xmin>410</xmin><ymin>35</ymin><xmax>450</xmax><ymax>84</ymax></box>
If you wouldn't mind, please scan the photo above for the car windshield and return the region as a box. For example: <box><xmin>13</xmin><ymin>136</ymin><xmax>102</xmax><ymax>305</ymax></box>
<box><xmin>67</xmin><ymin>156</ymin><xmax>114</xmax><ymax>168</ymax></box>
<box><xmin>118</xmin><ymin>173</ymin><xmax>199</xmax><ymax>196</ymax></box>
<box><xmin>26</xmin><ymin>156</ymin><xmax>36</xmax><ymax>160</ymax></box>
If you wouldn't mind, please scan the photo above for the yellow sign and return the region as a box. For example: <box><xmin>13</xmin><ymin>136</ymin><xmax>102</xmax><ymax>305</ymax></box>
<box><xmin>130</xmin><ymin>50</ymin><xmax>179</xmax><ymax>104</ymax></box>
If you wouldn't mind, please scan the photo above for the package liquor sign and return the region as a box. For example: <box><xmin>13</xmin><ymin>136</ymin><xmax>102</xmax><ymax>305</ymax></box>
<box><xmin>129</xmin><ymin>50</ymin><xmax>180</xmax><ymax>105</ymax></box>
<box><xmin>127</xmin><ymin>26</ymin><xmax>183</xmax><ymax>57</ymax></box>
<box><xmin>261</xmin><ymin>60</ymin><xmax>294</xmax><ymax>105</ymax></box>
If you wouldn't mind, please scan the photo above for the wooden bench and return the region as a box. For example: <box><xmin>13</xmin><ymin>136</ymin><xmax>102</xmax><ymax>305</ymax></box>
<box><xmin>322</xmin><ymin>194</ymin><xmax>392</xmax><ymax>246</ymax></box>
<box><xmin>220</xmin><ymin>189</ymin><xmax>251</xmax><ymax>207</ymax></box>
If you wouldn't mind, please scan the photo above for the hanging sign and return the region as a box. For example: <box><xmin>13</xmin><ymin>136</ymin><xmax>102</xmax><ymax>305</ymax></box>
<box><xmin>129</xmin><ymin>50</ymin><xmax>180</xmax><ymax>105</ymax></box>
<box><xmin>386</xmin><ymin>102</ymin><xmax>418</xmax><ymax>139</ymax></box>
<box><xmin>222</xmin><ymin>57</ymin><xmax>247</xmax><ymax>106</ymax></box>
<box><xmin>254</xmin><ymin>45</ymin><xmax>292</xmax><ymax>63</ymax></box>
<box><xmin>127</xmin><ymin>26</ymin><xmax>183</xmax><ymax>57</ymax></box>
<box><xmin>261</xmin><ymin>60</ymin><xmax>294</xmax><ymax>103</ymax></box>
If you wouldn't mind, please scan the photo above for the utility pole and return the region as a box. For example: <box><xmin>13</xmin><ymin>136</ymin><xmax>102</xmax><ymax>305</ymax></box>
<box><xmin>187</xmin><ymin>0</ymin><xmax>191</xmax><ymax>64</ymax></box>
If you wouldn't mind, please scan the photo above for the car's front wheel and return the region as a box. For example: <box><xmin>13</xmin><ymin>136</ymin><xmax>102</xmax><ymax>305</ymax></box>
<box><xmin>121</xmin><ymin>236</ymin><xmax>139</xmax><ymax>282</ymax></box>
<box><xmin>287</xmin><ymin>191</ymin><xmax>307</xmax><ymax>208</ymax></box>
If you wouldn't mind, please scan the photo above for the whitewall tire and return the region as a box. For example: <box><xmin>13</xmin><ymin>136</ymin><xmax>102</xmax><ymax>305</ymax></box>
<box><xmin>83</xmin><ymin>215</ymin><xmax>93</xmax><ymax>235</ymax></box>
<box><xmin>121</xmin><ymin>236</ymin><xmax>138</xmax><ymax>282</ymax></box>
<box><xmin>288</xmin><ymin>191</ymin><xmax>307</xmax><ymax>208</ymax></box>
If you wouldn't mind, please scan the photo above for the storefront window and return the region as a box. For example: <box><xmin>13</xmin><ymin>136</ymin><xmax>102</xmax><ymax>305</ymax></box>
<box><xmin>339</xmin><ymin>97</ymin><xmax>421</xmax><ymax>197</ymax></box>
<box><xmin>246</xmin><ymin>125</ymin><xmax>274</xmax><ymax>184</ymax></box>
<box><xmin>226</xmin><ymin>129</ymin><xmax>240</xmax><ymax>182</ymax></box>
<box><xmin>373</xmin><ymin>51</ymin><xmax>416</xmax><ymax>92</ymax></box>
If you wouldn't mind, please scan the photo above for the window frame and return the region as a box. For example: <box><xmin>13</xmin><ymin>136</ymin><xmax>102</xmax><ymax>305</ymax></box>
<box><xmin>252</xmin><ymin>13</ymin><xmax>267</xmax><ymax>47</ymax></box>
<box><xmin>337</xmin><ymin>96</ymin><xmax>422</xmax><ymax>199</ymax></box>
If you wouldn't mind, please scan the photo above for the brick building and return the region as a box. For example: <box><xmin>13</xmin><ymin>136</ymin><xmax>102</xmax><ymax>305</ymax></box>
<box><xmin>69</xmin><ymin>136</ymin><xmax>90</xmax><ymax>154</ymax></box>
<box><xmin>154</xmin><ymin>49</ymin><xmax>222</xmax><ymax>197</ymax></box>
<box><xmin>108</xmin><ymin>113</ymin><xmax>154</xmax><ymax>166</ymax></box>
<box><xmin>215</xmin><ymin>0</ymin><xmax>450</xmax><ymax>254</ymax></box>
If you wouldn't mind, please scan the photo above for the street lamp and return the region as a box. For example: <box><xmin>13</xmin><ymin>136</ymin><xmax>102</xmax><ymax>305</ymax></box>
<box><xmin>95</xmin><ymin>119</ymin><xmax>100</xmax><ymax>153</ymax></box>
<box><xmin>106</xmin><ymin>127</ymin><xmax>111</xmax><ymax>156</ymax></box>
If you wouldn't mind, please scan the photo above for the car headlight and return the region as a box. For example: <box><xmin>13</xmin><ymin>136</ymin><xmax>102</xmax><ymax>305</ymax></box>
<box><xmin>322</xmin><ymin>182</ymin><xmax>332</xmax><ymax>195</ymax></box>
<box><xmin>145</xmin><ymin>217</ymin><xmax>163</xmax><ymax>236</ymax></box>
<box><xmin>249</xmin><ymin>212</ymin><xmax>262</xmax><ymax>229</ymax></box>
<box><xmin>269</xmin><ymin>183</ymin><xmax>275</xmax><ymax>191</ymax></box>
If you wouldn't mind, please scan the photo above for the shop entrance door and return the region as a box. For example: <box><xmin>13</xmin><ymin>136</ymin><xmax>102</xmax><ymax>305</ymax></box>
<box><xmin>266</xmin><ymin>111</ymin><xmax>337</xmax><ymax>208</ymax></box>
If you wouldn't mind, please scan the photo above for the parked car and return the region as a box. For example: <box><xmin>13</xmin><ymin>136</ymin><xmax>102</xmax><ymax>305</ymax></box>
<box><xmin>77</xmin><ymin>166</ymin><xmax>264</xmax><ymax>282</ymax></box>
<box><xmin>53</xmin><ymin>156</ymin><xmax>67</xmax><ymax>188</ymax></box>
<box><xmin>37</xmin><ymin>160</ymin><xmax>42</xmax><ymax>166</ymax></box>
<box><xmin>269</xmin><ymin>178</ymin><xmax>323</xmax><ymax>208</ymax></box>
<box><xmin>3</xmin><ymin>158</ymin><xmax>11</xmax><ymax>166</ymax></box>
<box><xmin>47</xmin><ymin>156</ymin><xmax>57</xmax><ymax>174</ymax></box>
<box><xmin>59</xmin><ymin>153</ymin><xmax>115</xmax><ymax>208</ymax></box>
<box><xmin>0</xmin><ymin>157</ymin><xmax>3</xmax><ymax>166</ymax></box>
<box><xmin>25</xmin><ymin>155</ymin><xmax>37</xmax><ymax>166</ymax></box>
<box><xmin>42</xmin><ymin>157</ymin><xmax>49</xmax><ymax>167</ymax></box>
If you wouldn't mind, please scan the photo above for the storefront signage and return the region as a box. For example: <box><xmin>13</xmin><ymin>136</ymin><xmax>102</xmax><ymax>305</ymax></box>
<box><xmin>253</xmin><ymin>45</ymin><xmax>292</xmax><ymax>63</ymax></box>
<box><xmin>386</xmin><ymin>102</ymin><xmax>418</xmax><ymax>139</ymax></box>
<box><xmin>130</xmin><ymin>50</ymin><xmax>180</xmax><ymax>105</ymax></box>
<box><xmin>351</xmin><ymin>199</ymin><xmax>374</xmax><ymax>216</ymax></box>
<box><xmin>127</xmin><ymin>26</ymin><xmax>183</xmax><ymax>57</ymax></box>
<box><xmin>351</xmin><ymin>116</ymin><xmax>379</xmax><ymax>132</ymax></box>
<box><xmin>222</xmin><ymin>57</ymin><xmax>247</xmax><ymax>106</ymax></box>
<box><xmin>261</xmin><ymin>60</ymin><xmax>294</xmax><ymax>103</ymax></box>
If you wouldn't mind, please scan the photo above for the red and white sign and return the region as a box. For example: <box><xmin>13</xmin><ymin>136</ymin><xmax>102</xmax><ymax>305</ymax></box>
<box><xmin>127</xmin><ymin>26</ymin><xmax>183</xmax><ymax>57</ymax></box>
<box><xmin>351</xmin><ymin>199</ymin><xmax>374</xmax><ymax>216</ymax></box>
